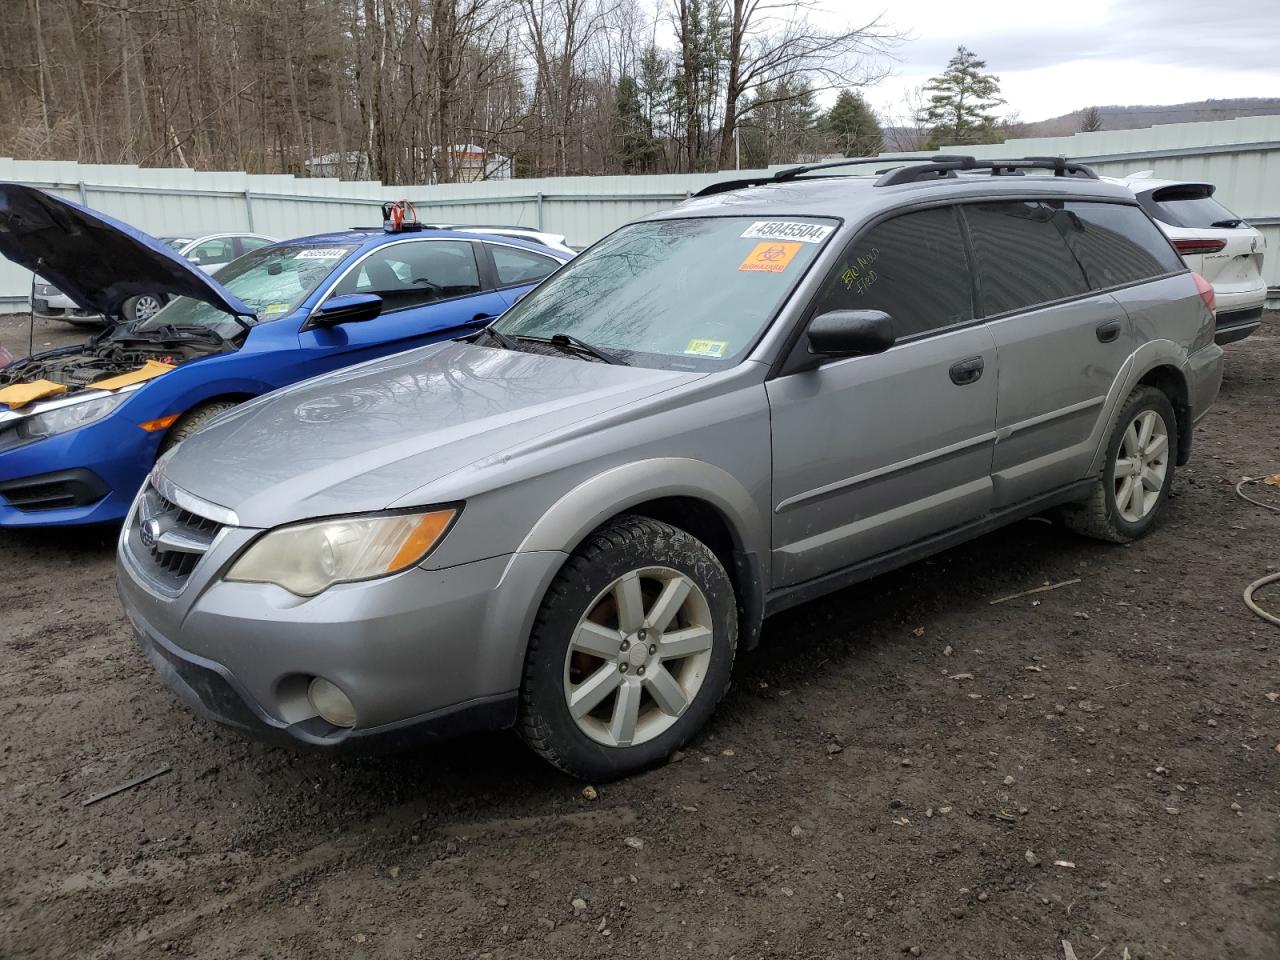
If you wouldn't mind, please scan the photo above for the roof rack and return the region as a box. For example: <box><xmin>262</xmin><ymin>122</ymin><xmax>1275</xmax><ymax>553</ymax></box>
<box><xmin>692</xmin><ymin>154</ymin><xmax>1098</xmax><ymax>197</ymax></box>
<box><xmin>874</xmin><ymin>155</ymin><xmax>1098</xmax><ymax>186</ymax></box>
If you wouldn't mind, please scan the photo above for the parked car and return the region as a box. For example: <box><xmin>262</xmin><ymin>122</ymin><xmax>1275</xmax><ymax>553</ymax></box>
<box><xmin>423</xmin><ymin>224</ymin><xmax>575</xmax><ymax>256</ymax></box>
<box><xmin>0</xmin><ymin>183</ymin><xmax>570</xmax><ymax>526</ymax></box>
<box><xmin>32</xmin><ymin>232</ymin><xmax>277</xmax><ymax>325</ymax></box>
<box><xmin>1118</xmin><ymin>173</ymin><xmax>1266</xmax><ymax>344</ymax></box>
<box><xmin>117</xmin><ymin>156</ymin><xmax>1223</xmax><ymax>780</ymax></box>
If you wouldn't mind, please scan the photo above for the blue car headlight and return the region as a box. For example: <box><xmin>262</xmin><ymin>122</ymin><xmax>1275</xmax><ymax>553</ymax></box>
<box><xmin>17</xmin><ymin>392</ymin><xmax>130</xmax><ymax>441</ymax></box>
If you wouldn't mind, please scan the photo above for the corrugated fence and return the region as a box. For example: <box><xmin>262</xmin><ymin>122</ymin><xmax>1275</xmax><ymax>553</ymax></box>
<box><xmin>2</xmin><ymin>113</ymin><xmax>1277</xmax><ymax>309</ymax></box>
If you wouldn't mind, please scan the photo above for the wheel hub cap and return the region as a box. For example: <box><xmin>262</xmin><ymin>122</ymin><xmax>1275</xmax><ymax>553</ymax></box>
<box><xmin>1114</xmin><ymin>409</ymin><xmax>1169</xmax><ymax>523</ymax></box>
<box><xmin>562</xmin><ymin>566</ymin><xmax>715</xmax><ymax>748</ymax></box>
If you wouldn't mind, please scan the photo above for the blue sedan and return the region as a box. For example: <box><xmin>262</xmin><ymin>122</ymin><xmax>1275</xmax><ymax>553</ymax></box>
<box><xmin>0</xmin><ymin>185</ymin><xmax>570</xmax><ymax>526</ymax></box>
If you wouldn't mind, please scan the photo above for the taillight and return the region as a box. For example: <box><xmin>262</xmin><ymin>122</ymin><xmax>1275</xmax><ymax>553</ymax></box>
<box><xmin>1172</xmin><ymin>238</ymin><xmax>1227</xmax><ymax>255</ymax></box>
<box><xmin>1191</xmin><ymin>272</ymin><xmax>1216</xmax><ymax>314</ymax></box>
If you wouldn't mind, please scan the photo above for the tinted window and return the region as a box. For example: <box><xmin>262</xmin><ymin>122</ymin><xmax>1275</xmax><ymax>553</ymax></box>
<box><xmin>811</xmin><ymin>206</ymin><xmax>973</xmax><ymax>338</ymax></box>
<box><xmin>1056</xmin><ymin>202</ymin><xmax>1182</xmax><ymax>288</ymax></box>
<box><xmin>333</xmin><ymin>240</ymin><xmax>481</xmax><ymax>311</ymax></box>
<box><xmin>963</xmin><ymin>201</ymin><xmax>1091</xmax><ymax>315</ymax></box>
<box><xmin>1141</xmin><ymin>186</ymin><xmax>1245</xmax><ymax>229</ymax></box>
<box><xmin>490</xmin><ymin>244</ymin><xmax>560</xmax><ymax>286</ymax></box>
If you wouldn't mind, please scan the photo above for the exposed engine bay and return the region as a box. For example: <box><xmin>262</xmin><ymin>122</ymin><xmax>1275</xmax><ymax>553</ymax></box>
<box><xmin>0</xmin><ymin>324</ymin><xmax>235</xmax><ymax>392</ymax></box>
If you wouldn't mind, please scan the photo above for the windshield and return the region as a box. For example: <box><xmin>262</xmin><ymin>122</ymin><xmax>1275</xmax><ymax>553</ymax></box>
<box><xmin>134</xmin><ymin>242</ymin><xmax>357</xmax><ymax>338</ymax></box>
<box><xmin>492</xmin><ymin>216</ymin><xmax>836</xmax><ymax>369</ymax></box>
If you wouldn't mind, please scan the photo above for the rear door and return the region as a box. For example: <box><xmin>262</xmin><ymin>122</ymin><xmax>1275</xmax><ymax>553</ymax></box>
<box><xmin>480</xmin><ymin>242</ymin><xmax>565</xmax><ymax>309</ymax></box>
<box><xmin>296</xmin><ymin>238</ymin><xmax>508</xmax><ymax>373</ymax></box>
<box><xmin>767</xmin><ymin>205</ymin><xmax>998</xmax><ymax>586</ymax></box>
<box><xmin>186</xmin><ymin>236</ymin><xmax>238</xmax><ymax>275</ymax></box>
<box><xmin>964</xmin><ymin>199</ymin><xmax>1173</xmax><ymax>506</ymax></box>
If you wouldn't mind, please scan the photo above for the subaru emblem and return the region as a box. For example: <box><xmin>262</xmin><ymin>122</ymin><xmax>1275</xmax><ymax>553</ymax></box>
<box><xmin>140</xmin><ymin>518</ymin><xmax>161</xmax><ymax>549</ymax></box>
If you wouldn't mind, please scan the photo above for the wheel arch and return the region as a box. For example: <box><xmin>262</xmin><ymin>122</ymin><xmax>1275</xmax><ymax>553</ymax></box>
<box><xmin>517</xmin><ymin>459</ymin><xmax>770</xmax><ymax>649</ymax></box>
<box><xmin>1088</xmin><ymin>341</ymin><xmax>1193</xmax><ymax>475</ymax></box>
<box><xmin>1135</xmin><ymin>364</ymin><xmax>1191</xmax><ymax>466</ymax></box>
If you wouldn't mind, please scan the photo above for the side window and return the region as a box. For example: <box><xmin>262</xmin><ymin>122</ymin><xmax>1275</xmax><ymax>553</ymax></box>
<box><xmin>332</xmin><ymin>241</ymin><xmax>481</xmax><ymax>312</ymax></box>
<box><xmin>811</xmin><ymin>206</ymin><xmax>973</xmax><ymax>338</ymax></box>
<box><xmin>490</xmin><ymin>244</ymin><xmax>560</xmax><ymax>286</ymax></box>
<box><xmin>1056</xmin><ymin>202</ymin><xmax>1183</xmax><ymax>288</ymax></box>
<box><xmin>237</xmin><ymin>236</ymin><xmax>274</xmax><ymax>255</ymax></box>
<box><xmin>962</xmin><ymin>201</ymin><xmax>1090</xmax><ymax>316</ymax></box>
<box><xmin>188</xmin><ymin>237</ymin><xmax>235</xmax><ymax>265</ymax></box>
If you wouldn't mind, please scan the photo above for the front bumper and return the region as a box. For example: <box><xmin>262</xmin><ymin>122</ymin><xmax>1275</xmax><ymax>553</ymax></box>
<box><xmin>32</xmin><ymin>294</ymin><xmax>104</xmax><ymax>323</ymax></box>
<box><xmin>117</xmin><ymin>524</ymin><xmax>567</xmax><ymax>750</ymax></box>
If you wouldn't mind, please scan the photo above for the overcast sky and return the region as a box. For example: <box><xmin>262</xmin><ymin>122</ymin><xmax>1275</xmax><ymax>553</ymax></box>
<box><xmin>823</xmin><ymin>0</ymin><xmax>1280</xmax><ymax>122</ymax></box>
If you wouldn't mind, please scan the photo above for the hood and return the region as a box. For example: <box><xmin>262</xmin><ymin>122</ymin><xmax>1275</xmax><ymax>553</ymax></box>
<box><xmin>159</xmin><ymin>341</ymin><xmax>702</xmax><ymax>527</ymax></box>
<box><xmin>0</xmin><ymin>183</ymin><xmax>252</xmax><ymax>320</ymax></box>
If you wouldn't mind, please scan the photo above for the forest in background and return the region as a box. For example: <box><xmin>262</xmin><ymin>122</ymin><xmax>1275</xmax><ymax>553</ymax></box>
<box><xmin>1</xmin><ymin>0</ymin><xmax>902</xmax><ymax>182</ymax></box>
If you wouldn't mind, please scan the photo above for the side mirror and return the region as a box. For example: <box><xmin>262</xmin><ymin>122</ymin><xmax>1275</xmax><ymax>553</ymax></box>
<box><xmin>311</xmin><ymin>293</ymin><xmax>383</xmax><ymax>327</ymax></box>
<box><xmin>807</xmin><ymin>309</ymin><xmax>895</xmax><ymax>358</ymax></box>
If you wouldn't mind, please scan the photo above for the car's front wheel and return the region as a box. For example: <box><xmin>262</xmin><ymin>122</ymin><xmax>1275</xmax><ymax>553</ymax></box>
<box><xmin>1061</xmin><ymin>385</ymin><xmax>1177</xmax><ymax>542</ymax></box>
<box><xmin>518</xmin><ymin>516</ymin><xmax>737</xmax><ymax>780</ymax></box>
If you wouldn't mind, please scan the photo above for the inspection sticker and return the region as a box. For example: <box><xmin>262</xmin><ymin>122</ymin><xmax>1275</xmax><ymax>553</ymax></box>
<box><xmin>685</xmin><ymin>338</ymin><xmax>728</xmax><ymax>358</ymax></box>
<box><xmin>741</xmin><ymin>221</ymin><xmax>833</xmax><ymax>244</ymax></box>
<box><xmin>739</xmin><ymin>241</ymin><xmax>802</xmax><ymax>273</ymax></box>
<box><xmin>296</xmin><ymin>248</ymin><xmax>348</xmax><ymax>259</ymax></box>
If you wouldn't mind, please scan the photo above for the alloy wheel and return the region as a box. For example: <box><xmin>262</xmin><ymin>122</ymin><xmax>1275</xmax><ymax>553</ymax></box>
<box><xmin>562</xmin><ymin>566</ymin><xmax>714</xmax><ymax>748</ymax></box>
<box><xmin>1114</xmin><ymin>409</ymin><xmax>1169</xmax><ymax>522</ymax></box>
<box><xmin>133</xmin><ymin>295</ymin><xmax>162</xmax><ymax>321</ymax></box>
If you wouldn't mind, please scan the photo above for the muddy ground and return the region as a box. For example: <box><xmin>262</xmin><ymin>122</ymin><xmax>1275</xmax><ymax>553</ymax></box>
<box><xmin>1</xmin><ymin>312</ymin><xmax>1278</xmax><ymax>960</ymax></box>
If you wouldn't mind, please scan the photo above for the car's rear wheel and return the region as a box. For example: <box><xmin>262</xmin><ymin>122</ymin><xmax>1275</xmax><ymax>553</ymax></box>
<box><xmin>123</xmin><ymin>293</ymin><xmax>166</xmax><ymax>323</ymax></box>
<box><xmin>518</xmin><ymin>515</ymin><xmax>737</xmax><ymax>780</ymax></box>
<box><xmin>159</xmin><ymin>401</ymin><xmax>239</xmax><ymax>454</ymax></box>
<box><xmin>1061</xmin><ymin>385</ymin><xmax>1177</xmax><ymax>543</ymax></box>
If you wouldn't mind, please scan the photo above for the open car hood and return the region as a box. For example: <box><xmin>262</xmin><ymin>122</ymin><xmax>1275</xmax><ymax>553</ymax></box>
<box><xmin>0</xmin><ymin>183</ymin><xmax>252</xmax><ymax>320</ymax></box>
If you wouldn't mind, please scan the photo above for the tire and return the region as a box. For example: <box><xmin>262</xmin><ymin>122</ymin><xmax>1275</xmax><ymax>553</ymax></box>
<box><xmin>518</xmin><ymin>515</ymin><xmax>738</xmax><ymax>781</ymax></box>
<box><xmin>123</xmin><ymin>293</ymin><xmax>166</xmax><ymax>323</ymax></box>
<box><xmin>1060</xmin><ymin>386</ymin><xmax>1178</xmax><ymax>543</ymax></box>
<box><xmin>159</xmin><ymin>401</ymin><xmax>239</xmax><ymax>454</ymax></box>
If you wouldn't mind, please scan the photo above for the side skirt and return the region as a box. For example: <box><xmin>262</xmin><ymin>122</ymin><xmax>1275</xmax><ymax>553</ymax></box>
<box><xmin>762</xmin><ymin>479</ymin><xmax>1097</xmax><ymax>618</ymax></box>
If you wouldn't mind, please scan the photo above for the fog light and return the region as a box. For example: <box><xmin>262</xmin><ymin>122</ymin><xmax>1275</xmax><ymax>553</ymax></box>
<box><xmin>308</xmin><ymin>677</ymin><xmax>355</xmax><ymax>728</ymax></box>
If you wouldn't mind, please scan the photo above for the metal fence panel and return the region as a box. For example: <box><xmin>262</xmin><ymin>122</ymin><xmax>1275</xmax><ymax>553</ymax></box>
<box><xmin>1</xmin><ymin>114</ymin><xmax>1277</xmax><ymax>308</ymax></box>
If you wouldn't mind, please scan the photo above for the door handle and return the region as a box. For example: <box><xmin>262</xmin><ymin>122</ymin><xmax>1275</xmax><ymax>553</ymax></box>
<box><xmin>949</xmin><ymin>356</ymin><xmax>984</xmax><ymax>386</ymax></box>
<box><xmin>1096</xmin><ymin>319</ymin><xmax>1122</xmax><ymax>343</ymax></box>
<box><xmin>470</xmin><ymin>313</ymin><xmax>494</xmax><ymax>325</ymax></box>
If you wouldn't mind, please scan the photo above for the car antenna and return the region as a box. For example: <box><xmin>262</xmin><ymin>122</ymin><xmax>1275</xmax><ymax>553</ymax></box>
<box><xmin>27</xmin><ymin>257</ymin><xmax>41</xmax><ymax>359</ymax></box>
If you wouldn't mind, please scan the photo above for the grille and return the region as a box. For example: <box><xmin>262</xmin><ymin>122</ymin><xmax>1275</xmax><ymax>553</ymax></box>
<box><xmin>128</xmin><ymin>482</ymin><xmax>225</xmax><ymax>591</ymax></box>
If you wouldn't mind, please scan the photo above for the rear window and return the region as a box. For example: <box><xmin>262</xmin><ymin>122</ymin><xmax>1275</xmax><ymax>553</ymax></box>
<box><xmin>963</xmin><ymin>202</ymin><xmax>1091</xmax><ymax>316</ymax></box>
<box><xmin>1140</xmin><ymin>186</ymin><xmax>1245</xmax><ymax>229</ymax></box>
<box><xmin>1056</xmin><ymin>202</ymin><xmax>1183</xmax><ymax>289</ymax></box>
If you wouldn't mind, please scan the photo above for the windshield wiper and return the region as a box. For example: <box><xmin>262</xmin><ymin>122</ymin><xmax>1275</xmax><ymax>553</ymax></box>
<box><xmin>544</xmin><ymin>333</ymin><xmax>627</xmax><ymax>365</ymax></box>
<box><xmin>474</xmin><ymin>326</ymin><xmax>521</xmax><ymax>351</ymax></box>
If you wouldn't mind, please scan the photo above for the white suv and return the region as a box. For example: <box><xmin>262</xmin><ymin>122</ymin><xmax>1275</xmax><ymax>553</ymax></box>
<box><xmin>1120</xmin><ymin>174</ymin><xmax>1266</xmax><ymax>344</ymax></box>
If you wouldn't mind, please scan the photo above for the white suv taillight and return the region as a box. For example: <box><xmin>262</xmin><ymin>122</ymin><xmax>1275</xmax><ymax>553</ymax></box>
<box><xmin>1191</xmin><ymin>272</ymin><xmax>1216</xmax><ymax>314</ymax></box>
<box><xmin>1173</xmin><ymin>239</ymin><xmax>1227</xmax><ymax>255</ymax></box>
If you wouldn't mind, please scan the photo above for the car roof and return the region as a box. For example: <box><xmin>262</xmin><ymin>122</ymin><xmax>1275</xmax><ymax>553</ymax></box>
<box><xmin>275</xmin><ymin>227</ymin><xmax>571</xmax><ymax>257</ymax></box>
<box><xmin>653</xmin><ymin>170</ymin><xmax>1138</xmax><ymax>226</ymax></box>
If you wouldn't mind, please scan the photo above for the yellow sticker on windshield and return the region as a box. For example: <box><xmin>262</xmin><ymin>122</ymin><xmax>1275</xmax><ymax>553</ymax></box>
<box><xmin>739</xmin><ymin>241</ymin><xmax>802</xmax><ymax>273</ymax></box>
<box><xmin>260</xmin><ymin>302</ymin><xmax>290</xmax><ymax>316</ymax></box>
<box><xmin>685</xmin><ymin>338</ymin><xmax>728</xmax><ymax>358</ymax></box>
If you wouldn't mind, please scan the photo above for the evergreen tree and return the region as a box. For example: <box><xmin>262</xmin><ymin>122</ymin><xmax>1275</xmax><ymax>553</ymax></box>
<box><xmin>612</xmin><ymin>75</ymin><xmax>662</xmax><ymax>172</ymax></box>
<box><xmin>825</xmin><ymin>90</ymin><xmax>882</xmax><ymax>157</ymax></box>
<box><xmin>918</xmin><ymin>46</ymin><xmax>1005</xmax><ymax>148</ymax></box>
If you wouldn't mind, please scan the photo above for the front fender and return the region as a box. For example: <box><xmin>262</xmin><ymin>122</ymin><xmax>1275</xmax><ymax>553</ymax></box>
<box><xmin>516</xmin><ymin>457</ymin><xmax>767</xmax><ymax>561</ymax></box>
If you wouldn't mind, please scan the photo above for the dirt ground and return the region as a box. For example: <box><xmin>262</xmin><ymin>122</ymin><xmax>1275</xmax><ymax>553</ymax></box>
<box><xmin>1</xmin><ymin>312</ymin><xmax>1278</xmax><ymax>960</ymax></box>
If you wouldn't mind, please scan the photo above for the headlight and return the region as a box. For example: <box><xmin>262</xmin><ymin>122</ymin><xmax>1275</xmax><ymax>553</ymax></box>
<box><xmin>18</xmin><ymin>392</ymin><xmax>129</xmax><ymax>440</ymax></box>
<box><xmin>226</xmin><ymin>508</ymin><xmax>458</xmax><ymax>597</ymax></box>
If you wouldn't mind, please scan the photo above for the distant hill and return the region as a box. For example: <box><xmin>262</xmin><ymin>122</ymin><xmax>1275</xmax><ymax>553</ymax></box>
<box><xmin>1017</xmin><ymin>98</ymin><xmax>1280</xmax><ymax>137</ymax></box>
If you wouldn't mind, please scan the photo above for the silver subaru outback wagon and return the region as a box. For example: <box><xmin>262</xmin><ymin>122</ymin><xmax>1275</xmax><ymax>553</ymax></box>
<box><xmin>116</xmin><ymin>156</ymin><xmax>1224</xmax><ymax>780</ymax></box>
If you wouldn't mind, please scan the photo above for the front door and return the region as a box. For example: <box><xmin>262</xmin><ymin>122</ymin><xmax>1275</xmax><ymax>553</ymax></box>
<box><xmin>297</xmin><ymin>238</ymin><xmax>508</xmax><ymax>374</ymax></box>
<box><xmin>767</xmin><ymin>206</ymin><xmax>999</xmax><ymax>588</ymax></box>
